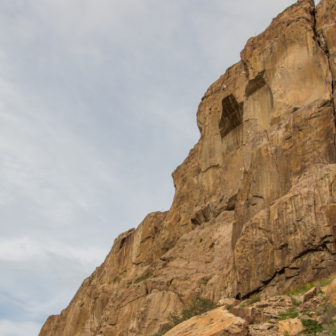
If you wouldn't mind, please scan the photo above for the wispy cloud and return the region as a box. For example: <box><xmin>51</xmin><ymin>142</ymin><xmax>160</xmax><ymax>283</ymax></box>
<box><xmin>0</xmin><ymin>1</ymin><xmax>320</xmax><ymax>335</ymax></box>
<box><xmin>0</xmin><ymin>320</ymin><xmax>41</xmax><ymax>336</ymax></box>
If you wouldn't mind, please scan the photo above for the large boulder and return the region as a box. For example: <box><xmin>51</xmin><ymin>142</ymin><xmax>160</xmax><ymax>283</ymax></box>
<box><xmin>164</xmin><ymin>307</ymin><xmax>249</xmax><ymax>336</ymax></box>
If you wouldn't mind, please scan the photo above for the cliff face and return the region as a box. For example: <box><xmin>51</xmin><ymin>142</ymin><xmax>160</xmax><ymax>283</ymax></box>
<box><xmin>39</xmin><ymin>1</ymin><xmax>336</xmax><ymax>335</ymax></box>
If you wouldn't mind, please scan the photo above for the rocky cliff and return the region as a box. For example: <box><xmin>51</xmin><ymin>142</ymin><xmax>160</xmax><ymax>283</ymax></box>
<box><xmin>39</xmin><ymin>0</ymin><xmax>336</xmax><ymax>335</ymax></box>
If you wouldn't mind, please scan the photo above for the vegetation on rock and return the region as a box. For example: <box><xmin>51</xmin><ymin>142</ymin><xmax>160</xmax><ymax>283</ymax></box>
<box><xmin>150</xmin><ymin>298</ymin><xmax>216</xmax><ymax>336</ymax></box>
<box><xmin>134</xmin><ymin>273</ymin><xmax>152</xmax><ymax>283</ymax></box>
<box><xmin>283</xmin><ymin>279</ymin><xmax>333</xmax><ymax>297</ymax></box>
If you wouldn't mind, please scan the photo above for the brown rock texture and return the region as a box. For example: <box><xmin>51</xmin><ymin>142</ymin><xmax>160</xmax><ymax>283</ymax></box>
<box><xmin>302</xmin><ymin>287</ymin><xmax>316</xmax><ymax>303</ymax></box>
<box><xmin>322</xmin><ymin>277</ymin><xmax>336</xmax><ymax>304</ymax></box>
<box><xmin>39</xmin><ymin>0</ymin><xmax>336</xmax><ymax>335</ymax></box>
<box><xmin>278</xmin><ymin>318</ymin><xmax>305</xmax><ymax>336</ymax></box>
<box><xmin>316</xmin><ymin>0</ymin><xmax>336</xmax><ymax>107</ymax></box>
<box><xmin>163</xmin><ymin>307</ymin><xmax>249</xmax><ymax>336</ymax></box>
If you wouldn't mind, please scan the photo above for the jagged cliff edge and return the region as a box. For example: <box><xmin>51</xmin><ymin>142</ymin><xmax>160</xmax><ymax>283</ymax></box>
<box><xmin>39</xmin><ymin>0</ymin><xmax>336</xmax><ymax>335</ymax></box>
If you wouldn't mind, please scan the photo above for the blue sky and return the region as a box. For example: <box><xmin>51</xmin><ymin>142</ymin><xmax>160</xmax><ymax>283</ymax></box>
<box><xmin>0</xmin><ymin>1</ymin><xmax>320</xmax><ymax>335</ymax></box>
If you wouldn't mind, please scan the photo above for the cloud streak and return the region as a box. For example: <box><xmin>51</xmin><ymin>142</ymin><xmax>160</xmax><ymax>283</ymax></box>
<box><xmin>0</xmin><ymin>1</ymin><xmax>321</xmax><ymax>335</ymax></box>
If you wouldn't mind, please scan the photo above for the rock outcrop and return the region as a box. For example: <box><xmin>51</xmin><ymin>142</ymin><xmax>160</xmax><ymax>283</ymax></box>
<box><xmin>163</xmin><ymin>307</ymin><xmax>249</xmax><ymax>336</ymax></box>
<box><xmin>39</xmin><ymin>0</ymin><xmax>336</xmax><ymax>335</ymax></box>
<box><xmin>161</xmin><ymin>278</ymin><xmax>336</xmax><ymax>336</ymax></box>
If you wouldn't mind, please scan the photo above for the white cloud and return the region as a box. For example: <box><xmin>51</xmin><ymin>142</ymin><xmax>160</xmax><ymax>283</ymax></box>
<box><xmin>0</xmin><ymin>237</ymin><xmax>106</xmax><ymax>264</ymax></box>
<box><xmin>0</xmin><ymin>320</ymin><xmax>41</xmax><ymax>336</ymax></box>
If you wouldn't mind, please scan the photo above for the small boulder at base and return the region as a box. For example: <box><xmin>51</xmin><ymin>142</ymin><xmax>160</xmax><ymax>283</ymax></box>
<box><xmin>249</xmin><ymin>323</ymin><xmax>278</xmax><ymax>336</ymax></box>
<box><xmin>230</xmin><ymin>306</ymin><xmax>268</xmax><ymax>325</ymax></box>
<box><xmin>303</xmin><ymin>287</ymin><xmax>316</xmax><ymax>303</ymax></box>
<box><xmin>164</xmin><ymin>307</ymin><xmax>249</xmax><ymax>336</ymax></box>
<box><xmin>278</xmin><ymin>318</ymin><xmax>305</xmax><ymax>336</ymax></box>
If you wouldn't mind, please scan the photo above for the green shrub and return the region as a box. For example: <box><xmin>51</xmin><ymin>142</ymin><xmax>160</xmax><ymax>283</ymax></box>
<box><xmin>148</xmin><ymin>298</ymin><xmax>216</xmax><ymax>336</ymax></box>
<box><xmin>283</xmin><ymin>283</ymin><xmax>315</xmax><ymax>296</ymax></box>
<box><xmin>239</xmin><ymin>293</ymin><xmax>261</xmax><ymax>307</ymax></box>
<box><xmin>283</xmin><ymin>278</ymin><xmax>332</xmax><ymax>296</ymax></box>
<box><xmin>246</xmin><ymin>293</ymin><xmax>261</xmax><ymax>306</ymax></box>
<box><xmin>177</xmin><ymin>298</ymin><xmax>217</xmax><ymax>323</ymax></box>
<box><xmin>239</xmin><ymin>300</ymin><xmax>247</xmax><ymax>308</ymax></box>
<box><xmin>301</xmin><ymin>319</ymin><xmax>324</xmax><ymax>335</ymax></box>
<box><xmin>322</xmin><ymin>304</ymin><xmax>336</xmax><ymax>324</ymax></box>
<box><xmin>290</xmin><ymin>296</ymin><xmax>302</xmax><ymax>307</ymax></box>
<box><xmin>279</xmin><ymin>307</ymin><xmax>298</xmax><ymax>320</ymax></box>
<box><xmin>317</xmin><ymin>278</ymin><xmax>332</xmax><ymax>288</ymax></box>
<box><xmin>134</xmin><ymin>274</ymin><xmax>152</xmax><ymax>283</ymax></box>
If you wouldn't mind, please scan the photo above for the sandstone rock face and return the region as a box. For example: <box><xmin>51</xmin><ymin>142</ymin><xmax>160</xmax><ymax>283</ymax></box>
<box><xmin>39</xmin><ymin>0</ymin><xmax>336</xmax><ymax>335</ymax></box>
<box><xmin>316</xmin><ymin>0</ymin><xmax>336</xmax><ymax>106</ymax></box>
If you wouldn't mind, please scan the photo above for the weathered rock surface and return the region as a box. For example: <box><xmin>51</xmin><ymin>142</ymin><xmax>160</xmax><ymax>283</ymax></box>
<box><xmin>163</xmin><ymin>307</ymin><xmax>249</xmax><ymax>336</ymax></box>
<box><xmin>302</xmin><ymin>287</ymin><xmax>316</xmax><ymax>303</ymax></box>
<box><xmin>230</xmin><ymin>306</ymin><xmax>268</xmax><ymax>325</ymax></box>
<box><xmin>316</xmin><ymin>0</ymin><xmax>336</xmax><ymax>107</ymax></box>
<box><xmin>39</xmin><ymin>0</ymin><xmax>336</xmax><ymax>335</ymax></box>
<box><xmin>218</xmin><ymin>298</ymin><xmax>241</xmax><ymax>309</ymax></box>
<box><xmin>278</xmin><ymin>318</ymin><xmax>305</xmax><ymax>336</ymax></box>
<box><xmin>249</xmin><ymin>323</ymin><xmax>279</xmax><ymax>336</ymax></box>
<box><xmin>322</xmin><ymin>277</ymin><xmax>336</xmax><ymax>304</ymax></box>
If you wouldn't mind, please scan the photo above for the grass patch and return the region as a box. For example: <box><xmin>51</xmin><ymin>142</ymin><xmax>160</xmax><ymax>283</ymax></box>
<box><xmin>279</xmin><ymin>307</ymin><xmax>298</xmax><ymax>320</ymax></box>
<box><xmin>301</xmin><ymin>319</ymin><xmax>324</xmax><ymax>335</ymax></box>
<box><xmin>290</xmin><ymin>296</ymin><xmax>302</xmax><ymax>307</ymax></box>
<box><xmin>321</xmin><ymin>304</ymin><xmax>336</xmax><ymax>324</ymax></box>
<box><xmin>318</xmin><ymin>278</ymin><xmax>333</xmax><ymax>288</ymax></box>
<box><xmin>171</xmin><ymin>298</ymin><xmax>217</xmax><ymax>324</ymax></box>
<box><xmin>238</xmin><ymin>293</ymin><xmax>261</xmax><ymax>308</ymax></box>
<box><xmin>283</xmin><ymin>278</ymin><xmax>333</xmax><ymax>296</ymax></box>
<box><xmin>148</xmin><ymin>298</ymin><xmax>216</xmax><ymax>336</ymax></box>
<box><xmin>239</xmin><ymin>301</ymin><xmax>247</xmax><ymax>308</ymax></box>
<box><xmin>134</xmin><ymin>274</ymin><xmax>151</xmax><ymax>283</ymax></box>
<box><xmin>322</xmin><ymin>323</ymin><xmax>336</xmax><ymax>335</ymax></box>
<box><xmin>247</xmin><ymin>293</ymin><xmax>261</xmax><ymax>306</ymax></box>
<box><xmin>283</xmin><ymin>283</ymin><xmax>315</xmax><ymax>296</ymax></box>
